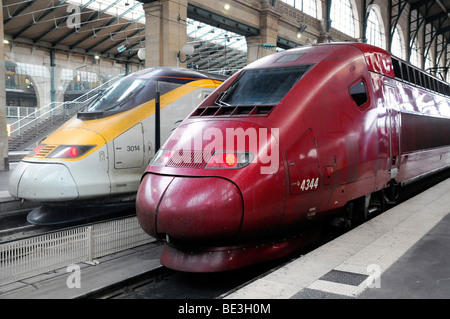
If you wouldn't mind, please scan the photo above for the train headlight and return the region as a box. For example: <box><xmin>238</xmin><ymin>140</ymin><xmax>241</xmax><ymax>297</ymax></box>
<box><xmin>205</xmin><ymin>151</ymin><xmax>253</xmax><ymax>169</ymax></box>
<box><xmin>151</xmin><ymin>150</ymin><xmax>253</xmax><ymax>169</ymax></box>
<box><xmin>46</xmin><ymin>145</ymin><xmax>96</xmax><ymax>159</ymax></box>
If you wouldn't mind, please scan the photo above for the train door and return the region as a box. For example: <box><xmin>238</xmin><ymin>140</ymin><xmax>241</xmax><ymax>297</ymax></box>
<box><xmin>285</xmin><ymin>129</ymin><xmax>323</xmax><ymax>219</ymax></box>
<box><xmin>386</xmin><ymin>85</ymin><xmax>400</xmax><ymax>179</ymax></box>
<box><xmin>113</xmin><ymin>123</ymin><xmax>145</xmax><ymax>169</ymax></box>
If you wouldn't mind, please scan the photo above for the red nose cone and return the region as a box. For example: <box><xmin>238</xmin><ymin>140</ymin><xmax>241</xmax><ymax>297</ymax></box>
<box><xmin>136</xmin><ymin>174</ymin><xmax>243</xmax><ymax>242</ymax></box>
<box><xmin>136</xmin><ymin>174</ymin><xmax>174</xmax><ymax>237</ymax></box>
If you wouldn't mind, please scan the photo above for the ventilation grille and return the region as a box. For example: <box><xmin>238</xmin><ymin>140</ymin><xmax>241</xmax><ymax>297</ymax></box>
<box><xmin>191</xmin><ymin>105</ymin><xmax>275</xmax><ymax>118</ymax></box>
<box><xmin>165</xmin><ymin>150</ymin><xmax>213</xmax><ymax>169</ymax></box>
<box><xmin>34</xmin><ymin>145</ymin><xmax>58</xmax><ymax>158</ymax></box>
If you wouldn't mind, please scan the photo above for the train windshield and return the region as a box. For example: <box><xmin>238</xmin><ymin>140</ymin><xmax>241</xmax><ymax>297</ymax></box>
<box><xmin>82</xmin><ymin>77</ymin><xmax>182</xmax><ymax>115</ymax></box>
<box><xmin>217</xmin><ymin>65</ymin><xmax>313</xmax><ymax>106</ymax></box>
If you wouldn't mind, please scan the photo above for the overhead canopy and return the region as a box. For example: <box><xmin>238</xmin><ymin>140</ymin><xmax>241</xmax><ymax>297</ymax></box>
<box><xmin>3</xmin><ymin>0</ymin><xmax>146</xmax><ymax>62</ymax></box>
<box><xmin>2</xmin><ymin>0</ymin><xmax>250</xmax><ymax>72</ymax></box>
<box><xmin>409</xmin><ymin>0</ymin><xmax>449</xmax><ymax>38</ymax></box>
<box><xmin>2</xmin><ymin>0</ymin><xmax>449</xmax><ymax>74</ymax></box>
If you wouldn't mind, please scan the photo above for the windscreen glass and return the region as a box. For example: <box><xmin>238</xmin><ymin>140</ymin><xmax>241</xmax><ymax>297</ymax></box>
<box><xmin>217</xmin><ymin>65</ymin><xmax>313</xmax><ymax>106</ymax></box>
<box><xmin>84</xmin><ymin>77</ymin><xmax>183</xmax><ymax>113</ymax></box>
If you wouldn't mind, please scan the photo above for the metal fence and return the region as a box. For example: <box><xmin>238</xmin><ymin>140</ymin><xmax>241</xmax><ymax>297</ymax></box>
<box><xmin>0</xmin><ymin>217</ymin><xmax>154</xmax><ymax>286</ymax></box>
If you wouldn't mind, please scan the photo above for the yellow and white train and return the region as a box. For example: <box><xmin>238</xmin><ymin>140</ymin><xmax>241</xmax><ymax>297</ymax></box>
<box><xmin>9</xmin><ymin>67</ymin><xmax>225</xmax><ymax>224</ymax></box>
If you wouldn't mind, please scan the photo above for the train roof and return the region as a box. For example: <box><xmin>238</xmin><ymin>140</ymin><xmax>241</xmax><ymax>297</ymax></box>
<box><xmin>348</xmin><ymin>42</ymin><xmax>449</xmax><ymax>96</ymax></box>
<box><xmin>244</xmin><ymin>42</ymin><xmax>449</xmax><ymax>96</ymax></box>
<box><xmin>129</xmin><ymin>67</ymin><xmax>227</xmax><ymax>83</ymax></box>
<box><xmin>342</xmin><ymin>42</ymin><xmax>395</xmax><ymax>78</ymax></box>
<box><xmin>246</xmin><ymin>42</ymin><xmax>394</xmax><ymax>77</ymax></box>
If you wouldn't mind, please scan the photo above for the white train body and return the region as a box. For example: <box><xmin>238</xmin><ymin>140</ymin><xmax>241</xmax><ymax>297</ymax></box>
<box><xmin>9</xmin><ymin>67</ymin><xmax>224</xmax><ymax>204</ymax></box>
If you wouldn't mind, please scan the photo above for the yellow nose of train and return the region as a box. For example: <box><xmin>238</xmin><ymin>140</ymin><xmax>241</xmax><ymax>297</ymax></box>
<box><xmin>9</xmin><ymin>127</ymin><xmax>106</xmax><ymax>201</ymax></box>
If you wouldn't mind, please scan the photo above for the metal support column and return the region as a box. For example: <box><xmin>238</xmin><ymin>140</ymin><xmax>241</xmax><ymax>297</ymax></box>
<box><xmin>362</xmin><ymin>0</ymin><xmax>375</xmax><ymax>44</ymax></box>
<box><xmin>0</xmin><ymin>0</ymin><xmax>9</xmax><ymax>171</ymax></box>
<box><xmin>389</xmin><ymin>0</ymin><xmax>408</xmax><ymax>53</ymax></box>
<box><xmin>50</xmin><ymin>50</ymin><xmax>56</xmax><ymax>107</ymax></box>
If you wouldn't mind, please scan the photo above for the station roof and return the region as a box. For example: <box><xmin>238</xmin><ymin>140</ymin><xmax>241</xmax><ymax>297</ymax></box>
<box><xmin>3</xmin><ymin>0</ymin><xmax>146</xmax><ymax>62</ymax></box>
<box><xmin>2</xmin><ymin>0</ymin><xmax>249</xmax><ymax>72</ymax></box>
<box><xmin>2</xmin><ymin>0</ymin><xmax>449</xmax><ymax>73</ymax></box>
<box><xmin>410</xmin><ymin>0</ymin><xmax>449</xmax><ymax>39</ymax></box>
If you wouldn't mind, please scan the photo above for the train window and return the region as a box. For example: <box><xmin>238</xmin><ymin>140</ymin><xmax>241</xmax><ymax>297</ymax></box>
<box><xmin>392</xmin><ymin>58</ymin><xmax>402</xmax><ymax>78</ymax></box>
<box><xmin>216</xmin><ymin>65</ymin><xmax>313</xmax><ymax>106</ymax></box>
<box><xmin>431</xmin><ymin>78</ymin><xmax>436</xmax><ymax>91</ymax></box>
<box><xmin>349</xmin><ymin>79</ymin><xmax>369</xmax><ymax>109</ymax></box>
<box><xmin>437</xmin><ymin>82</ymin><xmax>443</xmax><ymax>94</ymax></box>
<box><xmin>425</xmin><ymin>74</ymin><xmax>431</xmax><ymax>90</ymax></box>
<box><xmin>390</xmin><ymin>56</ymin><xmax>449</xmax><ymax>97</ymax></box>
<box><xmin>421</xmin><ymin>72</ymin><xmax>427</xmax><ymax>89</ymax></box>
<box><xmin>401</xmin><ymin>63</ymin><xmax>409</xmax><ymax>82</ymax></box>
<box><xmin>414</xmin><ymin>69</ymin><xmax>421</xmax><ymax>86</ymax></box>
<box><xmin>82</xmin><ymin>77</ymin><xmax>181</xmax><ymax>116</ymax></box>
<box><xmin>407</xmin><ymin>66</ymin><xmax>415</xmax><ymax>84</ymax></box>
<box><xmin>427</xmin><ymin>76</ymin><xmax>432</xmax><ymax>90</ymax></box>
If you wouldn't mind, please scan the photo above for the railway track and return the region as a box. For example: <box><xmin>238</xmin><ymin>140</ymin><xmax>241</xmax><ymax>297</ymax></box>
<box><xmin>77</xmin><ymin>265</ymin><xmax>173</xmax><ymax>299</ymax></box>
<box><xmin>77</xmin><ymin>226</ymin><xmax>334</xmax><ymax>299</ymax></box>
<box><xmin>78</xmin><ymin>254</ymin><xmax>297</xmax><ymax>300</ymax></box>
<box><xmin>0</xmin><ymin>208</ymin><xmax>51</xmax><ymax>242</ymax></box>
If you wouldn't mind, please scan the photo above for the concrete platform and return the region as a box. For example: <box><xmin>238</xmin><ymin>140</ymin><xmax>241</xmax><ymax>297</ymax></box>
<box><xmin>0</xmin><ymin>242</ymin><xmax>162</xmax><ymax>299</ymax></box>
<box><xmin>226</xmin><ymin>177</ymin><xmax>450</xmax><ymax>299</ymax></box>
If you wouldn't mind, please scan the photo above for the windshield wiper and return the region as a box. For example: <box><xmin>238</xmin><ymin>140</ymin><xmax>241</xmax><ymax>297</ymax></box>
<box><xmin>214</xmin><ymin>86</ymin><xmax>237</xmax><ymax>107</ymax></box>
<box><xmin>214</xmin><ymin>93</ymin><xmax>231</xmax><ymax>107</ymax></box>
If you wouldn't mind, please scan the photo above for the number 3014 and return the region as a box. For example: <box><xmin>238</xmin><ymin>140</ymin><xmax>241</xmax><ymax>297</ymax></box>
<box><xmin>127</xmin><ymin>145</ymin><xmax>140</xmax><ymax>152</ymax></box>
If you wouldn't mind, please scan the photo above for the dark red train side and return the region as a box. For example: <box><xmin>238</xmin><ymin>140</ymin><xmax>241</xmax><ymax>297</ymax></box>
<box><xmin>136</xmin><ymin>43</ymin><xmax>450</xmax><ymax>272</ymax></box>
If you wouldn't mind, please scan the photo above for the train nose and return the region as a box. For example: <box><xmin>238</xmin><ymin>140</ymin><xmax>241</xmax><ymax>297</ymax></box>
<box><xmin>136</xmin><ymin>173</ymin><xmax>243</xmax><ymax>242</ymax></box>
<box><xmin>9</xmin><ymin>161</ymin><xmax>79</xmax><ymax>201</ymax></box>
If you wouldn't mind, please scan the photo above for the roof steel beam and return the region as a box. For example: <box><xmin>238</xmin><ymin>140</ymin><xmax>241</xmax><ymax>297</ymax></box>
<box><xmin>86</xmin><ymin>14</ymin><xmax>144</xmax><ymax>52</ymax></box>
<box><xmin>34</xmin><ymin>0</ymin><xmax>97</xmax><ymax>42</ymax></box>
<box><xmin>12</xmin><ymin>0</ymin><xmax>69</xmax><ymax>38</ymax></box>
<box><xmin>187</xmin><ymin>4</ymin><xmax>259</xmax><ymax>37</ymax></box>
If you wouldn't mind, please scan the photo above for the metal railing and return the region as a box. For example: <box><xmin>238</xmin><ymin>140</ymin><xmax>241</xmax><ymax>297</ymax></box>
<box><xmin>8</xmin><ymin>74</ymin><xmax>124</xmax><ymax>138</ymax></box>
<box><xmin>6</xmin><ymin>106</ymin><xmax>37</xmax><ymax>119</ymax></box>
<box><xmin>0</xmin><ymin>217</ymin><xmax>154</xmax><ymax>286</ymax></box>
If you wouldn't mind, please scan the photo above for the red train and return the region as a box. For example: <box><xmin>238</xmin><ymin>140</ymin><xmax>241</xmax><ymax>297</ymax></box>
<box><xmin>136</xmin><ymin>43</ymin><xmax>450</xmax><ymax>272</ymax></box>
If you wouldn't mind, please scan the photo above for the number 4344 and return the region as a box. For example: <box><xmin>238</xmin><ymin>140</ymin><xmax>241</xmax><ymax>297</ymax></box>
<box><xmin>299</xmin><ymin>178</ymin><xmax>319</xmax><ymax>192</ymax></box>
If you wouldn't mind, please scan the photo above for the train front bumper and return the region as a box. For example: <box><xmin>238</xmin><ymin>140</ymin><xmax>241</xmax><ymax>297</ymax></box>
<box><xmin>9</xmin><ymin>161</ymin><xmax>79</xmax><ymax>202</ymax></box>
<box><xmin>136</xmin><ymin>173</ymin><xmax>244</xmax><ymax>243</ymax></box>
